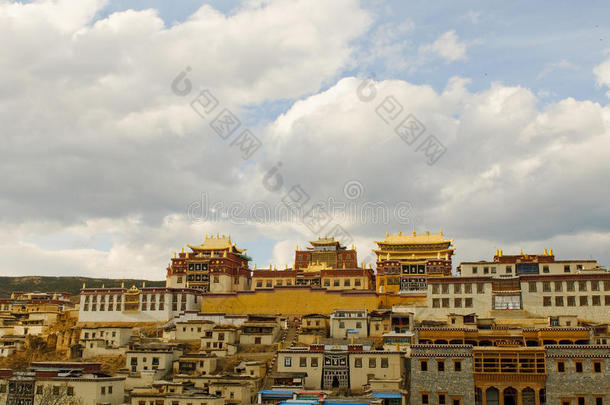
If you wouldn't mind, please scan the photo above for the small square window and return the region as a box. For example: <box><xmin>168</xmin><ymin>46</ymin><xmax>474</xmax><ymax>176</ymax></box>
<box><xmin>558</xmin><ymin>361</ymin><xmax>565</xmax><ymax>372</ymax></box>
<box><xmin>422</xmin><ymin>394</ymin><xmax>429</xmax><ymax>404</ymax></box>
<box><xmin>594</xmin><ymin>361</ymin><xmax>601</xmax><ymax>373</ymax></box>
<box><xmin>454</xmin><ymin>360</ymin><xmax>461</xmax><ymax>372</ymax></box>
<box><xmin>420</xmin><ymin>360</ymin><xmax>428</xmax><ymax>371</ymax></box>
<box><xmin>437</xmin><ymin>360</ymin><xmax>445</xmax><ymax>371</ymax></box>
<box><xmin>575</xmin><ymin>361</ymin><xmax>583</xmax><ymax>373</ymax></box>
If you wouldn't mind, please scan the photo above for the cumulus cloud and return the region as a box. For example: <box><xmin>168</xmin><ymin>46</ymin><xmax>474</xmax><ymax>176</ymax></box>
<box><xmin>420</xmin><ymin>30</ymin><xmax>467</xmax><ymax>62</ymax></box>
<box><xmin>594</xmin><ymin>58</ymin><xmax>610</xmax><ymax>96</ymax></box>
<box><xmin>2</xmin><ymin>0</ymin><xmax>610</xmax><ymax>279</ymax></box>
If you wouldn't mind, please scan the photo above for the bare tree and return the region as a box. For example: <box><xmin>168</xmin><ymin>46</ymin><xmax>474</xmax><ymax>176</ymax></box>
<box><xmin>35</xmin><ymin>383</ymin><xmax>84</xmax><ymax>405</ymax></box>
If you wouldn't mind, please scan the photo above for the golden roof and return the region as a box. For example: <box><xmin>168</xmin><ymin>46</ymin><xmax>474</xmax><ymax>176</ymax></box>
<box><xmin>309</xmin><ymin>236</ymin><xmax>341</xmax><ymax>246</ymax></box>
<box><xmin>187</xmin><ymin>234</ymin><xmax>245</xmax><ymax>253</ymax></box>
<box><xmin>375</xmin><ymin>230</ymin><xmax>453</xmax><ymax>245</ymax></box>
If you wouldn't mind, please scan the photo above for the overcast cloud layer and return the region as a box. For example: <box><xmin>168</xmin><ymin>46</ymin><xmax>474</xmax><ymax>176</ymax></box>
<box><xmin>1</xmin><ymin>0</ymin><xmax>610</xmax><ymax>279</ymax></box>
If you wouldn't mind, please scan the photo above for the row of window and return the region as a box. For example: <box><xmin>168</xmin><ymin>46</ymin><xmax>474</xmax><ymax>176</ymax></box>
<box><xmin>542</xmin><ymin>295</ymin><xmax>610</xmax><ymax>307</ymax></box>
<box><xmin>556</xmin><ymin>359</ymin><xmax>603</xmax><ymax>373</ymax></box>
<box><xmin>255</xmin><ymin>278</ymin><xmax>363</xmax><ymax>288</ymax></box>
<box><xmin>420</xmin><ymin>359</ymin><xmax>462</xmax><ymax>372</ymax></box>
<box><xmin>283</xmin><ymin>356</ymin><xmax>390</xmax><ymax>368</ymax></box>
<box><xmin>432</xmin><ymin>283</ymin><xmax>485</xmax><ymax>295</ymax></box>
<box><xmin>421</xmin><ymin>392</ymin><xmax>462</xmax><ymax>405</ymax></box>
<box><xmin>432</xmin><ymin>298</ymin><xmax>474</xmax><ymax>308</ymax></box>
<box><xmin>532</xmin><ymin>280</ymin><xmax>610</xmax><ymax>293</ymax></box>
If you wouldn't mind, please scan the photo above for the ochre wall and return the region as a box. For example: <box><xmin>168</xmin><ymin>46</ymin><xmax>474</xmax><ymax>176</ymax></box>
<box><xmin>200</xmin><ymin>287</ymin><xmax>425</xmax><ymax>315</ymax></box>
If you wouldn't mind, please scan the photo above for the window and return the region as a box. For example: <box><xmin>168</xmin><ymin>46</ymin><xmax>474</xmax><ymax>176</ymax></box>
<box><xmin>580</xmin><ymin>296</ymin><xmax>588</xmax><ymax>306</ymax></box>
<box><xmin>437</xmin><ymin>360</ymin><xmax>445</xmax><ymax>371</ymax></box>
<box><xmin>465</xmin><ymin>298</ymin><xmax>473</xmax><ymax>308</ymax></box>
<box><xmin>355</xmin><ymin>279</ymin><xmax>361</xmax><ymax>286</ymax></box>
<box><xmin>575</xmin><ymin>361</ymin><xmax>583</xmax><ymax>373</ymax></box>
<box><xmin>311</xmin><ymin>357</ymin><xmax>318</xmax><ymax>367</ymax></box>
<box><xmin>284</xmin><ymin>357</ymin><xmax>291</xmax><ymax>367</ymax></box>
<box><xmin>439</xmin><ymin>394</ymin><xmax>446</xmax><ymax>405</ymax></box>
<box><xmin>299</xmin><ymin>357</ymin><xmax>306</xmax><ymax>367</ymax></box>
<box><xmin>564</xmin><ymin>265</ymin><xmax>571</xmax><ymax>273</ymax></box>
<box><xmin>422</xmin><ymin>393</ymin><xmax>429</xmax><ymax>404</ymax></box>
<box><xmin>356</xmin><ymin>322</ymin><xmax>362</xmax><ymax>329</ymax></box>
<box><xmin>484</xmin><ymin>267</ymin><xmax>489</xmax><ymax>274</ymax></box>
<box><xmin>339</xmin><ymin>321</ymin><xmax>345</xmax><ymax>329</ymax></box>
<box><xmin>567</xmin><ymin>296</ymin><xmax>576</xmax><ymax>306</ymax></box>
<box><xmin>529</xmin><ymin>282</ymin><xmax>537</xmax><ymax>292</ymax></box>
<box><xmin>477</xmin><ymin>284</ymin><xmax>484</xmax><ymax>294</ymax></box>
<box><xmin>555</xmin><ymin>296</ymin><xmax>564</xmax><ymax>306</ymax></box>
<box><xmin>579</xmin><ymin>281</ymin><xmax>587</xmax><ymax>291</ymax></box>
<box><xmin>256</xmin><ymin>281</ymin><xmax>262</xmax><ymax>287</ymax></box>
<box><xmin>344</xmin><ymin>279</ymin><xmax>350</xmax><ymax>286</ymax></box>
<box><xmin>36</xmin><ymin>386</ymin><xmax>43</xmax><ymax>394</ymax></box>
<box><xmin>454</xmin><ymin>360</ymin><xmax>461</xmax><ymax>372</ymax></box>
<box><xmin>108</xmin><ymin>386</ymin><xmax>112</xmax><ymax>394</ymax></box>
<box><xmin>432</xmin><ymin>285</ymin><xmax>440</xmax><ymax>294</ymax></box>
<box><xmin>594</xmin><ymin>361</ymin><xmax>601</xmax><ymax>373</ymax></box>
<box><xmin>101</xmin><ymin>386</ymin><xmax>106</xmax><ymax>395</ymax></box>
<box><xmin>505</xmin><ymin>266</ymin><xmax>512</xmax><ymax>273</ymax></box>
<box><xmin>593</xmin><ymin>295</ymin><xmax>601</xmax><ymax>306</ymax></box>
<box><xmin>381</xmin><ymin>358</ymin><xmax>389</xmax><ymax>368</ymax></box>
<box><xmin>543</xmin><ymin>296</ymin><xmax>552</xmax><ymax>307</ymax></box>
<box><xmin>555</xmin><ymin>281</ymin><xmax>563</xmax><ymax>292</ymax></box>
<box><xmin>567</xmin><ymin>281</ymin><xmax>575</xmax><ymax>291</ymax></box>
<box><xmin>52</xmin><ymin>386</ymin><xmax>60</xmax><ymax>395</ymax></box>
<box><xmin>420</xmin><ymin>360</ymin><xmax>428</xmax><ymax>371</ymax></box>
<box><xmin>578</xmin><ymin>397</ymin><xmax>585</xmax><ymax>405</ymax></box>
<box><xmin>472</xmin><ymin>267</ymin><xmax>478</xmax><ymax>274</ymax></box>
<box><xmin>354</xmin><ymin>358</ymin><xmax>362</xmax><ymax>368</ymax></box>
<box><xmin>465</xmin><ymin>284</ymin><xmax>472</xmax><ymax>294</ymax></box>
<box><xmin>432</xmin><ymin>299</ymin><xmax>440</xmax><ymax>308</ymax></box>
<box><xmin>595</xmin><ymin>397</ymin><xmax>603</xmax><ymax>405</ymax></box>
<box><xmin>442</xmin><ymin>298</ymin><xmax>449</xmax><ymax>308</ymax></box>
<box><xmin>442</xmin><ymin>284</ymin><xmax>449</xmax><ymax>294</ymax></box>
<box><xmin>558</xmin><ymin>361</ymin><xmax>565</xmax><ymax>372</ymax></box>
<box><xmin>542</xmin><ymin>265</ymin><xmax>549</xmax><ymax>273</ymax></box>
<box><xmin>543</xmin><ymin>282</ymin><xmax>551</xmax><ymax>292</ymax></box>
<box><xmin>333</xmin><ymin>280</ymin><xmax>340</xmax><ymax>286</ymax></box>
<box><xmin>454</xmin><ymin>284</ymin><xmax>462</xmax><ymax>294</ymax></box>
<box><xmin>454</xmin><ymin>298</ymin><xmax>462</xmax><ymax>308</ymax></box>
<box><xmin>592</xmin><ymin>281</ymin><xmax>600</xmax><ymax>291</ymax></box>
<box><xmin>606</xmin><ymin>295</ymin><xmax>610</xmax><ymax>306</ymax></box>
<box><xmin>369</xmin><ymin>358</ymin><xmax>376</xmax><ymax>368</ymax></box>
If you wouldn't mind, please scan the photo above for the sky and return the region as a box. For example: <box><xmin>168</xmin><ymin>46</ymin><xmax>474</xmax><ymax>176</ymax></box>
<box><xmin>2</xmin><ymin>0</ymin><xmax>610</xmax><ymax>280</ymax></box>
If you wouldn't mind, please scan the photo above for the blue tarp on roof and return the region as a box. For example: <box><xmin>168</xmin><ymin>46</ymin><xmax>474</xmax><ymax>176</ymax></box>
<box><xmin>258</xmin><ymin>389</ymin><xmax>296</xmax><ymax>397</ymax></box>
<box><xmin>371</xmin><ymin>392</ymin><xmax>403</xmax><ymax>399</ymax></box>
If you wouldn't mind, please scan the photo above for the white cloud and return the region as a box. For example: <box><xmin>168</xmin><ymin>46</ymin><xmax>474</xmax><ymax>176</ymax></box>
<box><xmin>594</xmin><ymin>58</ymin><xmax>610</xmax><ymax>96</ymax></box>
<box><xmin>420</xmin><ymin>30</ymin><xmax>467</xmax><ymax>62</ymax></box>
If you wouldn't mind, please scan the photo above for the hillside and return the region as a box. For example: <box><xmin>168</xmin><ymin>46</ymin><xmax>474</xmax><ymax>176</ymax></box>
<box><xmin>0</xmin><ymin>276</ymin><xmax>165</xmax><ymax>298</ymax></box>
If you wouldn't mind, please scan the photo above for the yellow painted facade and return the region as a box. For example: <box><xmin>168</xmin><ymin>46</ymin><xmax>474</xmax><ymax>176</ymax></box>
<box><xmin>201</xmin><ymin>288</ymin><xmax>425</xmax><ymax>315</ymax></box>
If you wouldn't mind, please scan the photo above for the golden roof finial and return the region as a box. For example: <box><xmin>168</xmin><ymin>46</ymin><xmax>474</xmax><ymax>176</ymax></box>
<box><xmin>121</xmin><ymin>282</ymin><xmax>124</xmax><ymax>288</ymax></box>
<box><xmin>173</xmin><ymin>252</ymin><xmax>176</xmax><ymax>258</ymax></box>
<box><xmin>426</xmin><ymin>230</ymin><xmax>430</xmax><ymax>236</ymax></box>
<box><xmin>253</xmin><ymin>263</ymin><xmax>257</xmax><ymax>270</ymax></box>
<box><xmin>228</xmin><ymin>234</ymin><xmax>231</xmax><ymax>245</ymax></box>
<box><xmin>398</xmin><ymin>231</ymin><xmax>402</xmax><ymax>236</ymax></box>
<box><xmin>495</xmin><ymin>249</ymin><xmax>499</xmax><ymax>256</ymax></box>
<box><xmin>285</xmin><ymin>264</ymin><xmax>288</xmax><ymax>270</ymax></box>
<box><xmin>273</xmin><ymin>264</ymin><xmax>276</xmax><ymax>270</ymax></box>
<box><xmin>343</xmin><ymin>263</ymin><xmax>346</xmax><ymax>269</ymax></box>
<box><xmin>386</xmin><ymin>231</ymin><xmax>389</xmax><ymax>238</ymax></box>
<box><xmin>499</xmin><ymin>250</ymin><xmax>503</xmax><ymax>256</ymax></box>
<box><xmin>386</xmin><ymin>252</ymin><xmax>390</xmax><ymax>261</ymax></box>
<box><xmin>550</xmin><ymin>248</ymin><xmax>553</xmax><ymax>255</ymax></box>
<box><xmin>440</xmin><ymin>228</ymin><xmax>443</xmax><ymax>237</ymax></box>
<box><xmin>520</xmin><ymin>249</ymin><xmax>523</xmax><ymax>255</ymax></box>
<box><xmin>223</xmin><ymin>250</ymin><xmax>227</xmax><ymax>258</ymax></box>
<box><xmin>181</xmin><ymin>247</ymin><xmax>184</xmax><ymax>253</ymax></box>
<box><xmin>544</xmin><ymin>248</ymin><xmax>548</xmax><ymax>255</ymax></box>
<box><xmin>142</xmin><ymin>281</ymin><xmax>146</xmax><ymax>288</ymax></box>
<box><xmin>216</xmin><ymin>232</ymin><xmax>219</xmax><ymax>238</ymax></box>
<box><xmin>296</xmin><ymin>244</ymin><xmax>299</xmax><ymax>250</ymax></box>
